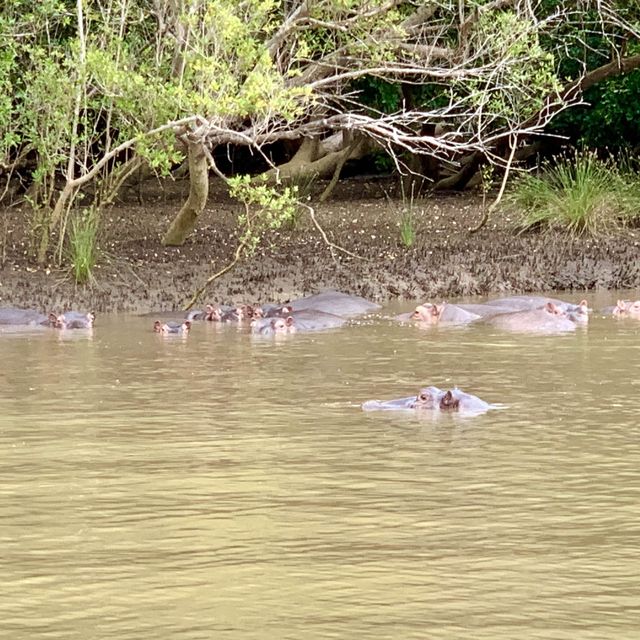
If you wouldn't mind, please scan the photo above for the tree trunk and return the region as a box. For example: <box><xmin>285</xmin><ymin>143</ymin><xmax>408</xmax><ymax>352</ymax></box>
<box><xmin>162</xmin><ymin>140</ymin><xmax>209</xmax><ymax>246</ymax></box>
<box><xmin>261</xmin><ymin>134</ymin><xmax>376</xmax><ymax>185</ymax></box>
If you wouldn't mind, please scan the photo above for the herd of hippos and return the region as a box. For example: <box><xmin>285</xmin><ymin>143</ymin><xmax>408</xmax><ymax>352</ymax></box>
<box><xmin>1</xmin><ymin>290</ymin><xmax>638</xmax><ymax>417</ymax></box>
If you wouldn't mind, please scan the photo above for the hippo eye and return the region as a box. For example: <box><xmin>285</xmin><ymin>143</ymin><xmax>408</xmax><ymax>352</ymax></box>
<box><xmin>419</xmin><ymin>393</ymin><xmax>428</xmax><ymax>401</ymax></box>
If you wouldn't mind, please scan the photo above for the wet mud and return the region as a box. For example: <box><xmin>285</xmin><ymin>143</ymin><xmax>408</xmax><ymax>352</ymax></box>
<box><xmin>0</xmin><ymin>178</ymin><xmax>639</xmax><ymax>313</ymax></box>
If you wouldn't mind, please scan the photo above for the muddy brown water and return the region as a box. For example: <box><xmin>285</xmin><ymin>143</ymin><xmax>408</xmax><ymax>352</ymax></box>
<box><xmin>1</xmin><ymin>291</ymin><xmax>639</xmax><ymax>639</ymax></box>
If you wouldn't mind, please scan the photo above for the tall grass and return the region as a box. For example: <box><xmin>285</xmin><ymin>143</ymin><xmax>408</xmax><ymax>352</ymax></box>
<box><xmin>399</xmin><ymin>207</ymin><xmax>416</xmax><ymax>247</ymax></box>
<box><xmin>397</xmin><ymin>181</ymin><xmax>418</xmax><ymax>247</ymax></box>
<box><xmin>68</xmin><ymin>208</ymin><xmax>100</xmax><ymax>284</ymax></box>
<box><xmin>508</xmin><ymin>150</ymin><xmax>640</xmax><ymax>235</ymax></box>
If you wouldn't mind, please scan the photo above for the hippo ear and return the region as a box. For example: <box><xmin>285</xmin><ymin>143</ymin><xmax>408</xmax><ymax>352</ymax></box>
<box><xmin>432</xmin><ymin>304</ymin><xmax>441</xmax><ymax>317</ymax></box>
<box><xmin>285</xmin><ymin>316</ymin><xmax>294</xmax><ymax>326</ymax></box>
<box><xmin>545</xmin><ymin>302</ymin><xmax>557</xmax><ymax>313</ymax></box>
<box><xmin>153</xmin><ymin>320</ymin><xmax>161</xmax><ymax>332</ymax></box>
<box><xmin>184</xmin><ymin>320</ymin><xmax>191</xmax><ymax>330</ymax></box>
<box><xmin>205</xmin><ymin>304</ymin><xmax>214</xmax><ymax>313</ymax></box>
<box><xmin>616</xmin><ymin>300</ymin><xmax>626</xmax><ymax>310</ymax></box>
<box><xmin>48</xmin><ymin>312</ymin><xmax>58</xmax><ymax>326</ymax></box>
<box><xmin>88</xmin><ymin>311</ymin><xmax>96</xmax><ymax>322</ymax></box>
<box><xmin>579</xmin><ymin>300</ymin><xmax>587</xmax><ymax>307</ymax></box>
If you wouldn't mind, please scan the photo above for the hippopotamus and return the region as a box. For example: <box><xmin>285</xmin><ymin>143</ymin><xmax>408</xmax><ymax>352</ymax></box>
<box><xmin>259</xmin><ymin>303</ymin><xmax>294</xmax><ymax>318</ymax></box>
<box><xmin>251</xmin><ymin>309</ymin><xmax>347</xmax><ymax>334</ymax></box>
<box><xmin>220</xmin><ymin>304</ymin><xmax>263</xmax><ymax>322</ymax></box>
<box><xmin>0</xmin><ymin>307</ymin><xmax>95</xmax><ymax>329</ymax></box>
<box><xmin>609</xmin><ymin>299</ymin><xmax>640</xmax><ymax>319</ymax></box>
<box><xmin>251</xmin><ymin>316</ymin><xmax>293</xmax><ymax>335</ymax></box>
<box><xmin>398</xmin><ymin>302</ymin><xmax>481</xmax><ymax>326</ymax></box>
<box><xmin>483</xmin><ymin>302</ymin><xmax>578</xmax><ymax>333</ymax></box>
<box><xmin>153</xmin><ymin>320</ymin><xmax>191</xmax><ymax>334</ymax></box>
<box><xmin>47</xmin><ymin>311</ymin><xmax>96</xmax><ymax>329</ymax></box>
<box><xmin>0</xmin><ymin>307</ymin><xmax>49</xmax><ymax>326</ymax></box>
<box><xmin>564</xmin><ymin>300</ymin><xmax>590</xmax><ymax>325</ymax></box>
<box><xmin>487</xmin><ymin>295</ymin><xmax>587</xmax><ymax>314</ymax></box>
<box><xmin>362</xmin><ymin>386</ymin><xmax>494</xmax><ymax>415</ymax></box>
<box><xmin>286</xmin><ymin>290</ymin><xmax>381</xmax><ymax>317</ymax></box>
<box><xmin>187</xmin><ymin>303</ymin><xmax>261</xmax><ymax>322</ymax></box>
<box><xmin>187</xmin><ymin>304</ymin><xmax>223</xmax><ymax>322</ymax></box>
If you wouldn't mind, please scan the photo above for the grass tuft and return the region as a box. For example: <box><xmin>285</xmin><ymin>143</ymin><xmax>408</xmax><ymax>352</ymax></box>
<box><xmin>68</xmin><ymin>208</ymin><xmax>100</xmax><ymax>284</ymax></box>
<box><xmin>507</xmin><ymin>150</ymin><xmax>640</xmax><ymax>235</ymax></box>
<box><xmin>399</xmin><ymin>207</ymin><xmax>416</xmax><ymax>247</ymax></box>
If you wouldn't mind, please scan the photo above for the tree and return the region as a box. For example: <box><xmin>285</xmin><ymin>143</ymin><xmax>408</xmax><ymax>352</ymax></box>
<box><xmin>1</xmin><ymin>0</ymin><xmax>638</xmax><ymax>260</ymax></box>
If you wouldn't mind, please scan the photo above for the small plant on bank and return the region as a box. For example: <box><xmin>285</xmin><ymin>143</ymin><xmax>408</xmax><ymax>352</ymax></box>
<box><xmin>397</xmin><ymin>182</ymin><xmax>418</xmax><ymax>248</ymax></box>
<box><xmin>507</xmin><ymin>150</ymin><xmax>640</xmax><ymax>235</ymax></box>
<box><xmin>68</xmin><ymin>208</ymin><xmax>100</xmax><ymax>284</ymax></box>
<box><xmin>399</xmin><ymin>207</ymin><xmax>416</xmax><ymax>247</ymax></box>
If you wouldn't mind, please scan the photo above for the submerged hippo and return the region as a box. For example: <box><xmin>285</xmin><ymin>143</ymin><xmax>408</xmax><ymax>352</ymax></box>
<box><xmin>399</xmin><ymin>302</ymin><xmax>481</xmax><ymax>326</ymax></box>
<box><xmin>187</xmin><ymin>304</ymin><xmax>223</xmax><ymax>322</ymax></box>
<box><xmin>47</xmin><ymin>311</ymin><xmax>96</xmax><ymax>329</ymax></box>
<box><xmin>611</xmin><ymin>299</ymin><xmax>640</xmax><ymax>319</ymax></box>
<box><xmin>487</xmin><ymin>295</ymin><xmax>587</xmax><ymax>315</ymax></box>
<box><xmin>0</xmin><ymin>307</ymin><xmax>49</xmax><ymax>326</ymax></box>
<box><xmin>286</xmin><ymin>290</ymin><xmax>381</xmax><ymax>317</ymax></box>
<box><xmin>363</xmin><ymin>386</ymin><xmax>494</xmax><ymax>415</ymax></box>
<box><xmin>259</xmin><ymin>303</ymin><xmax>295</xmax><ymax>318</ymax></box>
<box><xmin>153</xmin><ymin>320</ymin><xmax>191</xmax><ymax>335</ymax></box>
<box><xmin>251</xmin><ymin>309</ymin><xmax>347</xmax><ymax>335</ymax></box>
<box><xmin>251</xmin><ymin>316</ymin><xmax>293</xmax><ymax>335</ymax></box>
<box><xmin>483</xmin><ymin>302</ymin><xmax>578</xmax><ymax>333</ymax></box>
<box><xmin>0</xmin><ymin>307</ymin><xmax>95</xmax><ymax>329</ymax></box>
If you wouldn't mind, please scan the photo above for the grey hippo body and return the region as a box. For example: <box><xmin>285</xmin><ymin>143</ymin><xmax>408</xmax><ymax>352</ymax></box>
<box><xmin>251</xmin><ymin>309</ymin><xmax>347</xmax><ymax>335</ymax></box>
<box><xmin>363</xmin><ymin>386</ymin><xmax>494</xmax><ymax>415</ymax></box>
<box><xmin>482</xmin><ymin>302</ymin><xmax>579</xmax><ymax>333</ymax></box>
<box><xmin>400</xmin><ymin>296</ymin><xmax>588</xmax><ymax>331</ymax></box>
<box><xmin>0</xmin><ymin>307</ymin><xmax>95</xmax><ymax>329</ymax></box>
<box><xmin>286</xmin><ymin>290</ymin><xmax>381</xmax><ymax>317</ymax></box>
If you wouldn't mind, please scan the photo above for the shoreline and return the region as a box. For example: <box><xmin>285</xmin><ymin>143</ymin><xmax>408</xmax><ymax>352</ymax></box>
<box><xmin>1</xmin><ymin>183</ymin><xmax>639</xmax><ymax>314</ymax></box>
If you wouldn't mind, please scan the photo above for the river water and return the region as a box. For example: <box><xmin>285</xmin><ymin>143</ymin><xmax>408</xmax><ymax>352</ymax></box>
<box><xmin>1</xmin><ymin>291</ymin><xmax>639</xmax><ymax>639</ymax></box>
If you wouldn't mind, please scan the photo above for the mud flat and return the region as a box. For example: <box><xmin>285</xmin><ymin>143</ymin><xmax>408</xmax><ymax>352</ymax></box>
<box><xmin>0</xmin><ymin>179</ymin><xmax>638</xmax><ymax>313</ymax></box>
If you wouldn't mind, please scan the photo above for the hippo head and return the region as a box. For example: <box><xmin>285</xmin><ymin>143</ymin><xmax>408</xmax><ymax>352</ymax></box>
<box><xmin>258</xmin><ymin>316</ymin><xmax>295</xmax><ymax>335</ymax></box>
<box><xmin>439</xmin><ymin>390</ymin><xmax>460</xmax><ymax>411</ymax></box>
<box><xmin>411</xmin><ymin>386</ymin><xmax>442</xmax><ymax>409</ymax></box>
<box><xmin>567</xmin><ymin>300</ymin><xmax>590</xmax><ymax>324</ymax></box>
<box><xmin>614</xmin><ymin>299</ymin><xmax>640</xmax><ymax>318</ymax></box>
<box><xmin>411</xmin><ymin>303</ymin><xmax>444</xmax><ymax>324</ymax></box>
<box><xmin>275</xmin><ymin>316</ymin><xmax>296</xmax><ymax>333</ymax></box>
<box><xmin>154</xmin><ymin>320</ymin><xmax>191</xmax><ymax>334</ymax></box>
<box><xmin>204</xmin><ymin>304</ymin><xmax>223</xmax><ymax>321</ymax></box>
<box><xmin>240</xmin><ymin>304</ymin><xmax>260</xmax><ymax>319</ymax></box>
<box><xmin>544</xmin><ymin>302</ymin><xmax>566</xmax><ymax>317</ymax></box>
<box><xmin>48</xmin><ymin>311</ymin><xmax>95</xmax><ymax>329</ymax></box>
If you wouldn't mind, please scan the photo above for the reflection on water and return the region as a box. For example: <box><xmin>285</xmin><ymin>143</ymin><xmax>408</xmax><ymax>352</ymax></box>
<box><xmin>1</xmin><ymin>292</ymin><xmax>639</xmax><ymax>639</ymax></box>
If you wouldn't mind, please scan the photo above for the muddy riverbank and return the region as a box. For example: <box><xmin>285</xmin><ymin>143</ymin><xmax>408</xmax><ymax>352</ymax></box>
<box><xmin>0</xmin><ymin>177</ymin><xmax>639</xmax><ymax>313</ymax></box>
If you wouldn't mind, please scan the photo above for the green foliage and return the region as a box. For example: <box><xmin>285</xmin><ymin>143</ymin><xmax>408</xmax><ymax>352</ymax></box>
<box><xmin>550</xmin><ymin>73</ymin><xmax>640</xmax><ymax>152</ymax></box>
<box><xmin>460</xmin><ymin>12</ymin><xmax>560</xmax><ymax>126</ymax></box>
<box><xmin>67</xmin><ymin>208</ymin><xmax>100</xmax><ymax>284</ymax></box>
<box><xmin>507</xmin><ymin>151</ymin><xmax>640</xmax><ymax>235</ymax></box>
<box><xmin>353</xmin><ymin>77</ymin><xmax>401</xmax><ymax>114</ymax></box>
<box><xmin>399</xmin><ymin>208</ymin><xmax>416</xmax><ymax>248</ymax></box>
<box><xmin>228</xmin><ymin>176</ymin><xmax>300</xmax><ymax>252</ymax></box>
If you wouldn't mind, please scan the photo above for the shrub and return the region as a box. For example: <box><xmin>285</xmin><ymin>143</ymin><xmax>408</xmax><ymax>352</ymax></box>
<box><xmin>507</xmin><ymin>150</ymin><xmax>640</xmax><ymax>235</ymax></box>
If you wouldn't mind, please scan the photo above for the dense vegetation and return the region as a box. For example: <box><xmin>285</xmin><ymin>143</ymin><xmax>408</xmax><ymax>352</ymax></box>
<box><xmin>0</xmin><ymin>0</ymin><xmax>639</xmax><ymax>278</ymax></box>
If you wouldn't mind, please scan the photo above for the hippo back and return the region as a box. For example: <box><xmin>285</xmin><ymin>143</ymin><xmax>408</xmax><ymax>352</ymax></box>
<box><xmin>288</xmin><ymin>290</ymin><xmax>380</xmax><ymax>317</ymax></box>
